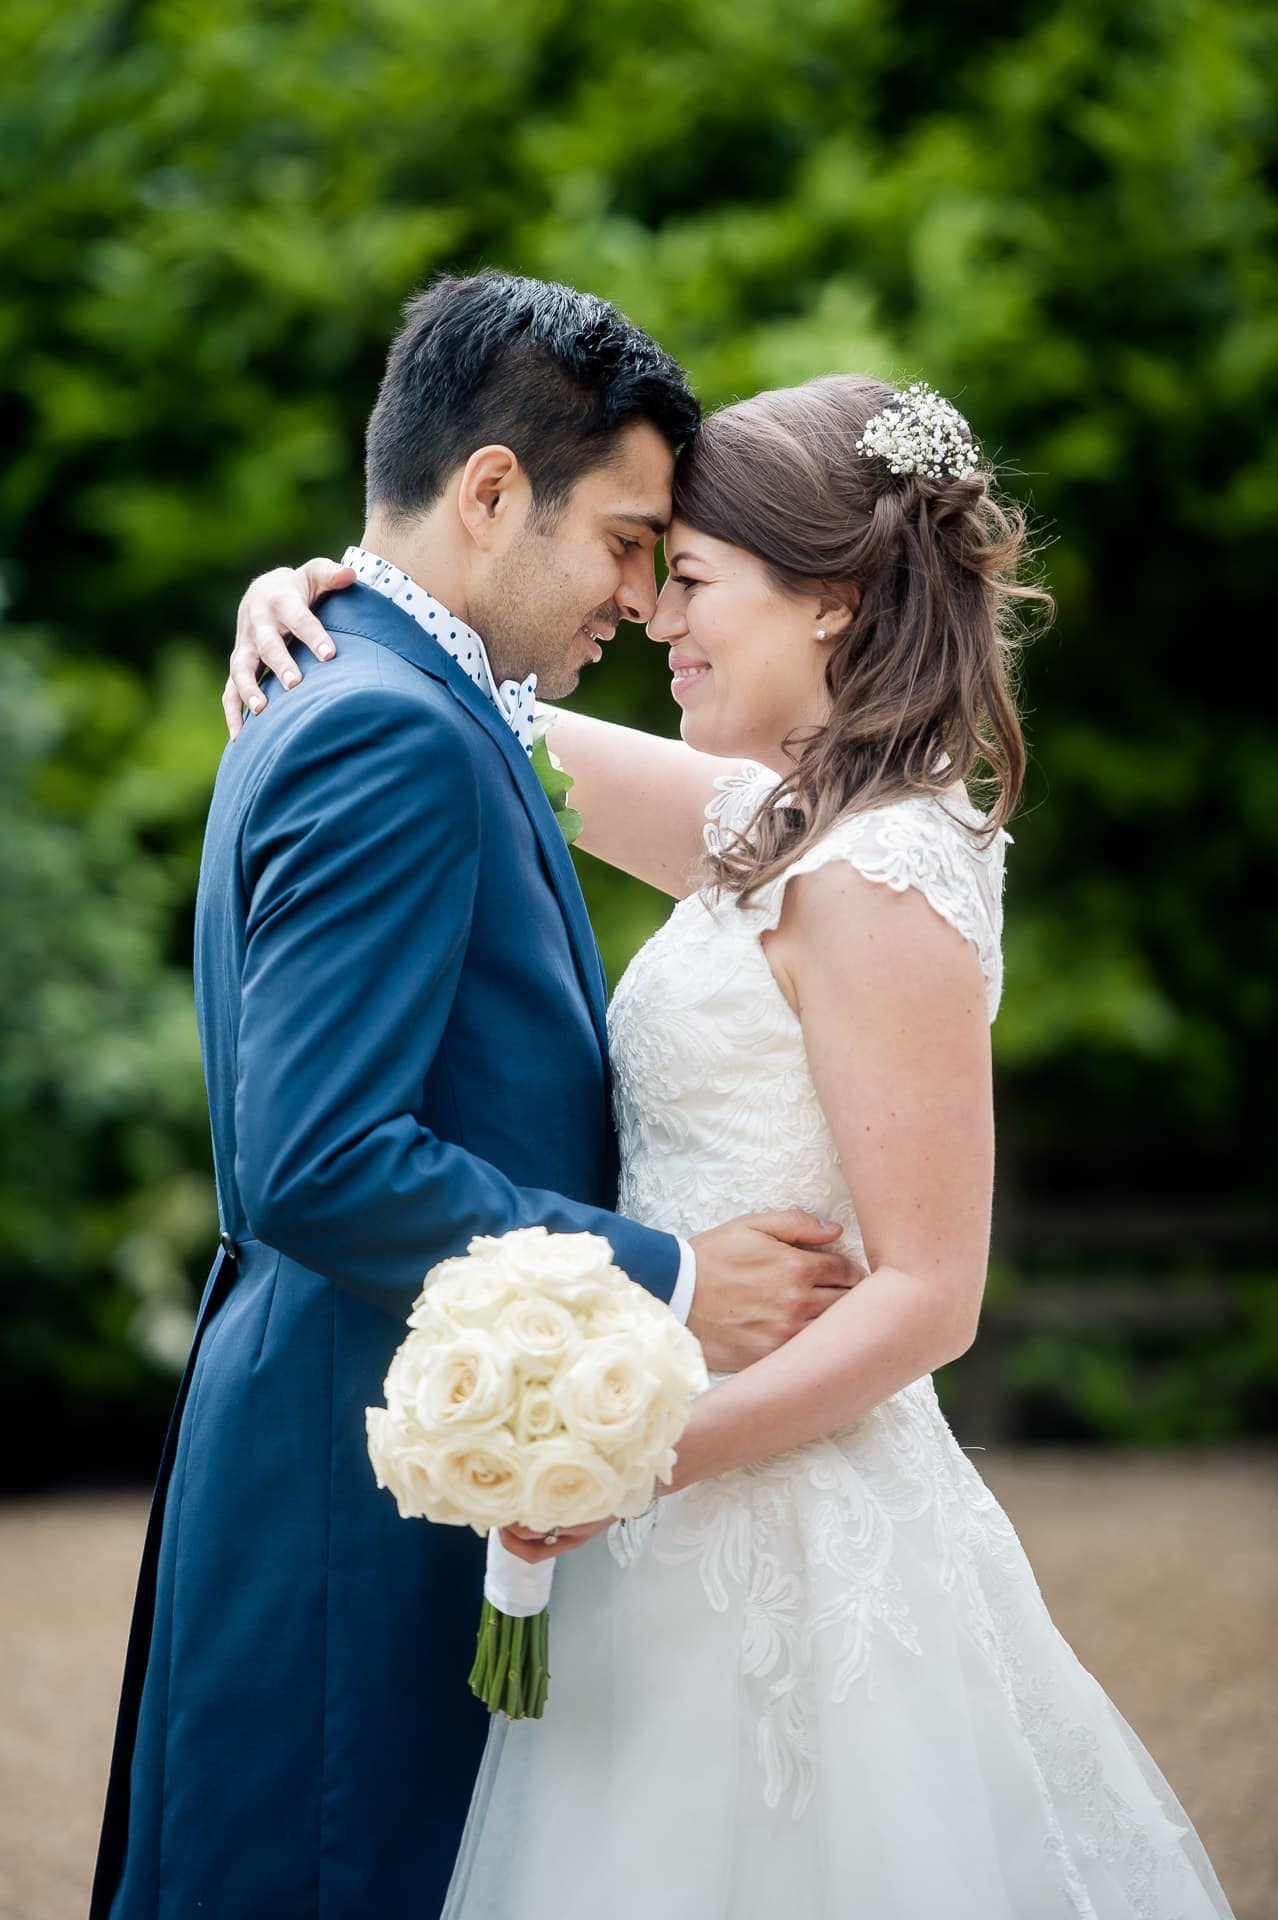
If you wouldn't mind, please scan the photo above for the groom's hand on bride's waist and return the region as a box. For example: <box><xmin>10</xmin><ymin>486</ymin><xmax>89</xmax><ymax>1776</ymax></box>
<box><xmin>686</xmin><ymin>1212</ymin><xmax>864</xmax><ymax>1373</ymax></box>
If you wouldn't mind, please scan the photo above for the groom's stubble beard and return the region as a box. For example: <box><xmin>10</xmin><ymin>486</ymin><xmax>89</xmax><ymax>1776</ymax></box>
<box><xmin>471</xmin><ymin>525</ymin><xmax>614</xmax><ymax>701</ymax></box>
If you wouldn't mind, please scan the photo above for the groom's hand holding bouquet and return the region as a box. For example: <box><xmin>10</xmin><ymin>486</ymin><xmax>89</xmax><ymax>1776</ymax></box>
<box><xmin>366</xmin><ymin>1226</ymin><xmax>708</xmax><ymax>1718</ymax></box>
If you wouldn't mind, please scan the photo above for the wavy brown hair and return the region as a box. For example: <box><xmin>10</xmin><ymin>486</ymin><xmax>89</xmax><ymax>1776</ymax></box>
<box><xmin>673</xmin><ymin>375</ymin><xmax>1051</xmax><ymax>899</ymax></box>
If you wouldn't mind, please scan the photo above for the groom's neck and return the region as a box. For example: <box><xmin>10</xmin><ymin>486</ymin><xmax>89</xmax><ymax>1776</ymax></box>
<box><xmin>360</xmin><ymin>511</ymin><xmax>475</xmax><ymax>631</ymax></box>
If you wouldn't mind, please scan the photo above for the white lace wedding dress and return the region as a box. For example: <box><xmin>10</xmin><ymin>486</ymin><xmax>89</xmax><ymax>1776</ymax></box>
<box><xmin>441</xmin><ymin>767</ymin><xmax>1234</xmax><ymax>1920</ymax></box>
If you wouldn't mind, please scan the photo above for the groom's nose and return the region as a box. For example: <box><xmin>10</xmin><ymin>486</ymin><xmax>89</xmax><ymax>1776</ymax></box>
<box><xmin>616</xmin><ymin>550</ymin><xmax>659</xmax><ymax>625</ymax></box>
<box><xmin>646</xmin><ymin>579</ymin><xmax>684</xmax><ymax>642</ymax></box>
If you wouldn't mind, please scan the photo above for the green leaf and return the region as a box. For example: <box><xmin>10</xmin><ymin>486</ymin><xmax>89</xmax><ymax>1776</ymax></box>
<box><xmin>529</xmin><ymin>731</ymin><xmax>583</xmax><ymax>843</ymax></box>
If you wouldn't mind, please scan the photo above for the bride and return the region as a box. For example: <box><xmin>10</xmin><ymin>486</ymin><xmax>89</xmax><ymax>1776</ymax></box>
<box><xmin>230</xmin><ymin>375</ymin><xmax>1234</xmax><ymax>1918</ymax></box>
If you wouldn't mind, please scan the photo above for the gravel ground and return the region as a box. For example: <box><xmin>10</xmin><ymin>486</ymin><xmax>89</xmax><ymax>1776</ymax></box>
<box><xmin>1</xmin><ymin>1450</ymin><xmax>1273</xmax><ymax>1920</ymax></box>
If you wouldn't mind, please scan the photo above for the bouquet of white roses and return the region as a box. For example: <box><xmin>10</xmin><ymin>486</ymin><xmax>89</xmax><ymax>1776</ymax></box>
<box><xmin>365</xmin><ymin>1226</ymin><xmax>707</xmax><ymax>1718</ymax></box>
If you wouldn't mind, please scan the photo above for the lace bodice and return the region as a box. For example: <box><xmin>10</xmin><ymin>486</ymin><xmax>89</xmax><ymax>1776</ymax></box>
<box><xmin>446</xmin><ymin>768</ymin><xmax>1232</xmax><ymax>1920</ymax></box>
<box><xmin>608</xmin><ymin>762</ymin><xmax>1008</xmax><ymax>1255</ymax></box>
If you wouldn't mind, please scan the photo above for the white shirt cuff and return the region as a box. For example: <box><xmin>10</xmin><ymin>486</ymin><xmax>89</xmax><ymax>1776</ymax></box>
<box><xmin>669</xmin><ymin>1238</ymin><xmax>697</xmax><ymax>1325</ymax></box>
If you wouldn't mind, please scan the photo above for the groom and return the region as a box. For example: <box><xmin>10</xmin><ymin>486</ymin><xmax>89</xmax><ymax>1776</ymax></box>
<box><xmin>92</xmin><ymin>271</ymin><xmax>855</xmax><ymax>1919</ymax></box>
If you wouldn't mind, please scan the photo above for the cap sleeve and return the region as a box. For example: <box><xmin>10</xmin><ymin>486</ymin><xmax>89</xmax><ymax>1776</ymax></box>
<box><xmin>703</xmin><ymin>759</ymin><xmax>784</xmax><ymax>854</ymax></box>
<box><xmin>747</xmin><ymin>794</ymin><xmax>1008</xmax><ymax>1020</ymax></box>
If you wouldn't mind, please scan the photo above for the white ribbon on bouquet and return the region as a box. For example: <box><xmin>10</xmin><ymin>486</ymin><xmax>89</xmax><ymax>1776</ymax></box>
<box><xmin>484</xmin><ymin>1530</ymin><xmax>556</xmax><ymax>1618</ymax></box>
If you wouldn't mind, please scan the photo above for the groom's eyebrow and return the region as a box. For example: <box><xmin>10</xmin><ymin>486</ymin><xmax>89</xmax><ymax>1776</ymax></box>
<box><xmin>612</xmin><ymin>512</ymin><xmax>668</xmax><ymax>537</ymax></box>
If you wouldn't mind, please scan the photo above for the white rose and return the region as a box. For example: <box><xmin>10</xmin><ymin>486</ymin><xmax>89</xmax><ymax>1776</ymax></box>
<box><xmin>520</xmin><ymin>1437</ymin><xmax>625</xmax><ymax>1533</ymax></box>
<box><xmin>412</xmin><ymin>1254</ymin><xmax>476</xmax><ymax>1297</ymax></box>
<box><xmin>613</xmin><ymin>1281</ymin><xmax>676</xmax><ymax>1323</ymax></box>
<box><xmin>422</xmin><ymin>1262</ymin><xmax>517</xmax><ymax>1330</ymax></box>
<box><xmin>381</xmin><ymin>1329</ymin><xmax>442</xmax><ymax>1425</ymax></box>
<box><xmin>629</xmin><ymin>1314</ymin><xmax>709</xmax><ymax>1401</ymax></box>
<box><xmin>553</xmin><ymin>1338</ymin><xmax>660</xmax><ymax>1453</ymax></box>
<box><xmin>478</xmin><ymin>1226</ymin><xmax>612</xmax><ymax>1278</ymax></box>
<box><xmin>404</xmin><ymin>1289</ymin><xmax>463</xmax><ymax>1343</ymax></box>
<box><xmin>431</xmin><ymin>1430</ymin><xmax>526</xmax><ymax>1532</ymax></box>
<box><xmin>408</xmin><ymin>1335</ymin><xmax>517</xmax><ymax>1436</ymax></box>
<box><xmin>603</xmin><ymin>1404</ymin><xmax>684</xmax><ymax>1493</ymax></box>
<box><xmin>576</xmin><ymin>1295</ymin><xmax>647</xmax><ymax>1340</ymax></box>
<box><xmin>512</xmin><ymin>1383</ymin><xmax>562</xmax><ymax>1445</ymax></box>
<box><xmin>365</xmin><ymin>1408</ymin><xmax>469</xmax><ymax>1525</ymax></box>
<box><xmin>604</xmin><ymin>1364</ymin><xmax>699</xmax><ymax>1486</ymax></box>
<box><xmin>612</xmin><ymin>1455</ymin><xmax>672</xmax><ymax>1518</ymax></box>
<box><xmin>493</xmin><ymin>1227</ymin><xmax>621</xmax><ymax>1304</ymax></box>
<box><xmin>634</xmin><ymin>1391</ymin><xmax>687</xmax><ymax>1459</ymax></box>
<box><xmin>496</xmin><ymin>1294</ymin><xmax>579</xmax><ymax>1380</ymax></box>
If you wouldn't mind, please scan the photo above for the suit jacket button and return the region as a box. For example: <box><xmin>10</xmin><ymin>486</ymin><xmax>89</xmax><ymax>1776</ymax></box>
<box><xmin>218</xmin><ymin>1230</ymin><xmax>239</xmax><ymax>1261</ymax></box>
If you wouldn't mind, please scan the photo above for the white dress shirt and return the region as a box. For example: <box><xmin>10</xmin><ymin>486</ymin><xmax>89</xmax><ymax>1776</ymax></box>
<box><xmin>344</xmin><ymin>546</ymin><xmax>697</xmax><ymax>1325</ymax></box>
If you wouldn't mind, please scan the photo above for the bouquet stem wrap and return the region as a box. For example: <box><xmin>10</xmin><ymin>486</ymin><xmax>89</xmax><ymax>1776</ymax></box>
<box><xmin>469</xmin><ymin>1535</ymin><xmax>556</xmax><ymax>1717</ymax></box>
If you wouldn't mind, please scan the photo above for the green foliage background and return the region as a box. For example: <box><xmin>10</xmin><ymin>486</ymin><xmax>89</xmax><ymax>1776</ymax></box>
<box><xmin>2</xmin><ymin>0</ymin><xmax>1275</xmax><ymax>1479</ymax></box>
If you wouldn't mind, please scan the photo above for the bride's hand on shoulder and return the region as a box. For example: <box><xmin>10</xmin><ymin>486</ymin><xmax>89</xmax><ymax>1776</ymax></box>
<box><xmin>223</xmin><ymin>556</ymin><xmax>354</xmax><ymax>740</ymax></box>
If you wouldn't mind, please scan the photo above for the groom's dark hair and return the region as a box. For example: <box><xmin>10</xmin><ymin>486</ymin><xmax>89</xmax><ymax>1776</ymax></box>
<box><xmin>365</xmin><ymin>270</ymin><xmax>700</xmax><ymax>526</ymax></box>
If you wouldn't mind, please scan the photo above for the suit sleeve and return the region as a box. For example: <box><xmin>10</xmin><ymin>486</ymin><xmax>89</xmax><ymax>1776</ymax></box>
<box><xmin>233</xmin><ymin>688</ymin><xmax>681</xmax><ymax>1314</ymax></box>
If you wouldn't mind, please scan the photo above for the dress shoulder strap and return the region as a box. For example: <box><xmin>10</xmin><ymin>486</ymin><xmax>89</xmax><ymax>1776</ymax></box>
<box><xmin>703</xmin><ymin>760</ymin><xmax>788</xmax><ymax>852</ymax></box>
<box><xmin>702</xmin><ymin>764</ymin><xmax>1009</xmax><ymax>1019</ymax></box>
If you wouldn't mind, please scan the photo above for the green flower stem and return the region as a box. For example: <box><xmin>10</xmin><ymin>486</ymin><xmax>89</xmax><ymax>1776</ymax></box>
<box><xmin>507</xmin><ymin>1615</ymin><xmax>525</xmax><ymax>1718</ymax></box>
<box><xmin>496</xmin><ymin>1606</ymin><xmax>512</xmax><ymax>1701</ymax></box>
<box><xmin>468</xmin><ymin>1600</ymin><xmax>551</xmax><ymax>1720</ymax></box>
<box><xmin>531</xmin><ymin>1610</ymin><xmax>542</xmax><ymax>1715</ymax></box>
<box><xmin>467</xmin><ymin>1597</ymin><xmax>499</xmax><ymax>1701</ymax></box>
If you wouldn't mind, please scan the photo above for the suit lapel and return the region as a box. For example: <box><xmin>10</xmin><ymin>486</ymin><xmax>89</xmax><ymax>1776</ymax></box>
<box><xmin>323</xmin><ymin>585</ymin><xmax>611</xmax><ymax>1066</ymax></box>
<box><xmin>441</xmin><ymin>665</ymin><xmax>612</xmax><ymax>1061</ymax></box>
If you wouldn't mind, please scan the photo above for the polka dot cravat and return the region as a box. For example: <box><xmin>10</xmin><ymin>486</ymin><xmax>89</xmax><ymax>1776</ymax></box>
<box><xmin>342</xmin><ymin>546</ymin><xmax>538</xmax><ymax>756</ymax></box>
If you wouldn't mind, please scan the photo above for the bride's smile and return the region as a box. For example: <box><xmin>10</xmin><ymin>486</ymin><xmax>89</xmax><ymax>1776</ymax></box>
<box><xmin>666</xmin><ymin>652</ymin><xmax>711</xmax><ymax>698</ymax></box>
<box><xmin>647</xmin><ymin>520</ymin><xmax>842</xmax><ymax>770</ymax></box>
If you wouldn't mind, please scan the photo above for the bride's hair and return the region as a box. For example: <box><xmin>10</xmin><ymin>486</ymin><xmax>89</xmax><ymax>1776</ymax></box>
<box><xmin>671</xmin><ymin>374</ymin><xmax>1051</xmax><ymax>899</ymax></box>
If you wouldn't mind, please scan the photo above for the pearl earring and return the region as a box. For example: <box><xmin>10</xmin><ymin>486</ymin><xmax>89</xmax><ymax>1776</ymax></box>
<box><xmin>815</xmin><ymin>628</ymin><xmax>827</xmax><ymax>640</ymax></box>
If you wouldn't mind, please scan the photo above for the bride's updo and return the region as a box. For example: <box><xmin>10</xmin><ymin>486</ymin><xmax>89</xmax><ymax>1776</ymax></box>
<box><xmin>671</xmin><ymin>374</ymin><xmax>1050</xmax><ymax>898</ymax></box>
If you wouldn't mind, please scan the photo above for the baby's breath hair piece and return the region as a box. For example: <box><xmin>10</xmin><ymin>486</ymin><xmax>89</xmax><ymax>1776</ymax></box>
<box><xmin>855</xmin><ymin>381</ymin><xmax>980</xmax><ymax>481</ymax></box>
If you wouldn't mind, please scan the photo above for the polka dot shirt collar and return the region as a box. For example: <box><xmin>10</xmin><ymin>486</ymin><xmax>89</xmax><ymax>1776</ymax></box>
<box><xmin>342</xmin><ymin>545</ymin><xmax>538</xmax><ymax>756</ymax></box>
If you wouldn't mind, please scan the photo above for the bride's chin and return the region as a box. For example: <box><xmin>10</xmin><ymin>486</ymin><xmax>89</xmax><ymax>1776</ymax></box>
<box><xmin>678</xmin><ymin>711</ymin><xmax>719</xmax><ymax>753</ymax></box>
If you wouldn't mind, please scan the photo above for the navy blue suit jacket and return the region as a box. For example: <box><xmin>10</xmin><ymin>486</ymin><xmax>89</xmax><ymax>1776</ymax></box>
<box><xmin>92</xmin><ymin>584</ymin><xmax>681</xmax><ymax>1919</ymax></box>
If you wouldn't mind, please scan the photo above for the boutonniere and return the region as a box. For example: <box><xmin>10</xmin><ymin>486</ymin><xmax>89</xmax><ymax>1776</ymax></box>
<box><xmin>530</xmin><ymin>710</ymin><xmax>583</xmax><ymax>847</ymax></box>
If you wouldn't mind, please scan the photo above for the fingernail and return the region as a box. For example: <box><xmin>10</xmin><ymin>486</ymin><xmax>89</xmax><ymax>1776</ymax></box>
<box><xmin>251</xmin><ymin>697</ymin><xmax>265</xmax><ymax>713</ymax></box>
<box><xmin>318</xmin><ymin>645</ymin><xmax>334</xmax><ymax>661</ymax></box>
<box><xmin>283</xmin><ymin>672</ymin><xmax>299</xmax><ymax>689</ymax></box>
<box><xmin>819</xmin><ymin>1219</ymin><xmax>840</xmax><ymax>1230</ymax></box>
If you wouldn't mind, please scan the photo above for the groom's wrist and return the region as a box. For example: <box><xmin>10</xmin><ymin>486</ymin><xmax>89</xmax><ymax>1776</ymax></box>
<box><xmin>670</xmin><ymin>1239</ymin><xmax>697</xmax><ymax>1324</ymax></box>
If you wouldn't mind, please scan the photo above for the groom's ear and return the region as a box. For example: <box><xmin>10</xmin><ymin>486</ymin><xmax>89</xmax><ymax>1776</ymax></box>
<box><xmin>456</xmin><ymin>444</ymin><xmax>531</xmax><ymax>552</ymax></box>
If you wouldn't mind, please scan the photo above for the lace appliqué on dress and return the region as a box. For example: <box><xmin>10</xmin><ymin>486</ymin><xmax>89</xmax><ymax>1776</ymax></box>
<box><xmin>707</xmin><ymin>760</ymin><xmax>1008</xmax><ymax>1016</ymax></box>
<box><xmin>703</xmin><ymin>760</ymin><xmax>786</xmax><ymax>857</ymax></box>
<box><xmin>600</xmin><ymin>769</ymin><xmax>1213</xmax><ymax>1913</ymax></box>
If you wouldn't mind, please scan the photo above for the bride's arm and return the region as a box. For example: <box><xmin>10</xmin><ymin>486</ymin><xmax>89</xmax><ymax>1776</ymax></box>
<box><xmin>666</xmin><ymin>864</ymin><xmax>994</xmax><ymax>1491</ymax></box>
<box><xmin>223</xmin><ymin>561</ymin><xmax>751</xmax><ymax>898</ymax></box>
<box><xmin>538</xmin><ymin>704</ymin><xmax>751</xmax><ymax>897</ymax></box>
